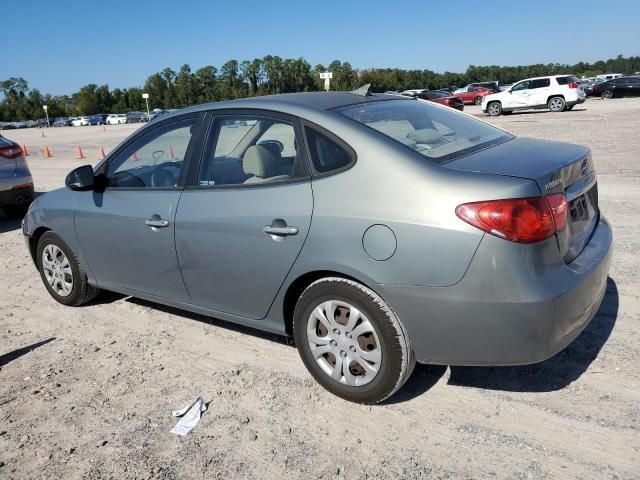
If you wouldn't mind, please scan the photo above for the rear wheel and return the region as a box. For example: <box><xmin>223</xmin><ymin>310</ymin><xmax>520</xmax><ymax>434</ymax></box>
<box><xmin>293</xmin><ymin>277</ymin><xmax>415</xmax><ymax>404</ymax></box>
<box><xmin>37</xmin><ymin>231</ymin><xmax>99</xmax><ymax>306</ymax></box>
<box><xmin>548</xmin><ymin>96</ymin><xmax>565</xmax><ymax>112</ymax></box>
<box><xmin>601</xmin><ymin>90</ymin><xmax>614</xmax><ymax>99</ymax></box>
<box><xmin>487</xmin><ymin>101</ymin><xmax>502</xmax><ymax>116</ymax></box>
<box><xmin>474</xmin><ymin>96</ymin><xmax>483</xmax><ymax>105</ymax></box>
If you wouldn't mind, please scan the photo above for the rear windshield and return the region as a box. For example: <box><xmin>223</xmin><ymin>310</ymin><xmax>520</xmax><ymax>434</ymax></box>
<box><xmin>337</xmin><ymin>99</ymin><xmax>512</xmax><ymax>163</ymax></box>
<box><xmin>556</xmin><ymin>76</ymin><xmax>579</xmax><ymax>85</ymax></box>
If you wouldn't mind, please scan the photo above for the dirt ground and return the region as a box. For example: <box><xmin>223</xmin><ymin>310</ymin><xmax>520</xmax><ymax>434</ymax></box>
<box><xmin>1</xmin><ymin>98</ymin><xmax>639</xmax><ymax>480</ymax></box>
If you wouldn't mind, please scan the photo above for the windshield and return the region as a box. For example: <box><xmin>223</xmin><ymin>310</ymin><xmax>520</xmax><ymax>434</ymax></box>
<box><xmin>338</xmin><ymin>99</ymin><xmax>512</xmax><ymax>163</ymax></box>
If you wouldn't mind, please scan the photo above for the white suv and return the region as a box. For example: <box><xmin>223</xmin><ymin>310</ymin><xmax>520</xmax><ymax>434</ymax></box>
<box><xmin>481</xmin><ymin>75</ymin><xmax>586</xmax><ymax>116</ymax></box>
<box><xmin>106</xmin><ymin>114</ymin><xmax>127</xmax><ymax>125</ymax></box>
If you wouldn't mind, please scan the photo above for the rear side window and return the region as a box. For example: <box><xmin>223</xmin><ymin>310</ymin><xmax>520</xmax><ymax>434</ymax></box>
<box><xmin>556</xmin><ymin>76</ymin><xmax>579</xmax><ymax>85</ymax></box>
<box><xmin>305</xmin><ymin>127</ymin><xmax>353</xmax><ymax>174</ymax></box>
<box><xmin>530</xmin><ymin>78</ymin><xmax>550</xmax><ymax>89</ymax></box>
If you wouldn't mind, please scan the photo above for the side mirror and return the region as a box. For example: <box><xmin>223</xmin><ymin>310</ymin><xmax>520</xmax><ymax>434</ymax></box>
<box><xmin>65</xmin><ymin>165</ymin><xmax>95</xmax><ymax>191</ymax></box>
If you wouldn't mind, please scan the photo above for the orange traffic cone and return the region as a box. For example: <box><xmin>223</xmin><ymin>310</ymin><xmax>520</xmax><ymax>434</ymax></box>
<box><xmin>43</xmin><ymin>146</ymin><xmax>52</xmax><ymax>158</ymax></box>
<box><xmin>76</xmin><ymin>145</ymin><xmax>85</xmax><ymax>160</ymax></box>
<box><xmin>130</xmin><ymin>152</ymin><xmax>138</xmax><ymax>162</ymax></box>
<box><xmin>21</xmin><ymin>144</ymin><xmax>28</xmax><ymax>156</ymax></box>
<box><xmin>98</xmin><ymin>146</ymin><xmax>106</xmax><ymax>160</ymax></box>
<box><xmin>167</xmin><ymin>146</ymin><xmax>175</xmax><ymax>160</ymax></box>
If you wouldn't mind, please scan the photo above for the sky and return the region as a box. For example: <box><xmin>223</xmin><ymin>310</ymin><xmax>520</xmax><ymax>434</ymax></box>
<box><xmin>3</xmin><ymin>0</ymin><xmax>639</xmax><ymax>95</ymax></box>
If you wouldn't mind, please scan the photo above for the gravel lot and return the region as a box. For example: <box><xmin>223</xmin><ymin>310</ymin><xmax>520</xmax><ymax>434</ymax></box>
<box><xmin>1</xmin><ymin>98</ymin><xmax>639</xmax><ymax>479</ymax></box>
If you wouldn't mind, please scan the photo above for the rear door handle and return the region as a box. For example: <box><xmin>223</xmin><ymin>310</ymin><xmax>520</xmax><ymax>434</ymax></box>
<box><xmin>263</xmin><ymin>226</ymin><xmax>299</xmax><ymax>236</ymax></box>
<box><xmin>145</xmin><ymin>217</ymin><xmax>169</xmax><ymax>228</ymax></box>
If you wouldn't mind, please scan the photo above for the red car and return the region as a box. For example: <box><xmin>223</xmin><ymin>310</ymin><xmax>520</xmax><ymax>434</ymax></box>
<box><xmin>453</xmin><ymin>86</ymin><xmax>494</xmax><ymax>105</ymax></box>
<box><xmin>415</xmin><ymin>91</ymin><xmax>464</xmax><ymax>110</ymax></box>
<box><xmin>400</xmin><ymin>90</ymin><xmax>464</xmax><ymax>111</ymax></box>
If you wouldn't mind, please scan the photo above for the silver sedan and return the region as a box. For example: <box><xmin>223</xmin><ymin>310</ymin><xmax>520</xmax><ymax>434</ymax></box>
<box><xmin>22</xmin><ymin>88</ymin><xmax>612</xmax><ymax>403</ymax></box>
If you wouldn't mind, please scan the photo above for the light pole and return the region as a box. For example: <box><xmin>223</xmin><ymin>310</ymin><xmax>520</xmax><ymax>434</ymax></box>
<box><xmin>142</xmin><ymin>93</ymin><xmax>150</xmax><ymax>121</ymax></box>
<box><xmin>42</xmin><ymin>105</ymin><xmax>49</xmax><ymax>127</ymax></box>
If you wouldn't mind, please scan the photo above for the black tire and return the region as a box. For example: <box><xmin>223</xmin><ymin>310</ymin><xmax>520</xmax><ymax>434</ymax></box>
<box><xmin>2</xmin><ymin>204</ymin><xmax>29</xmax><ymax>218</ymax></box>
<box><xmin>36</xmin><ymin>231</ymin><xmax>99</xmax><ymax>306</ymax></box>
<box><xmin>293</xmin><ymin>277</ymin><xmax>415</xmax><ymax>404</ymax></box>
<box><xmin>601</xmin><ymin>90</ymin><xmax>614</xmax><ymax>100</ymax></box>
<box><xmin>487</xmin><ymin>101</ymin><xmax>502</xmax><ymax>116</ymax></box>
<box><xmin>548</xmin><ymin>96</ymin><xmax>565</xmax><ymax>112</ymax></box>
<box><xmin>474</xmin><ymin>96</ymin><xmax>483</xmax><ymax>105</ymax></box>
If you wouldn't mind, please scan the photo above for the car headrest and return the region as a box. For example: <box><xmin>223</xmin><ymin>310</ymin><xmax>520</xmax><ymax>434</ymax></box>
<box><xmin>243</xmin><ymin>145</ymin><xmax>279</xmax><ymax>178</ymax></box>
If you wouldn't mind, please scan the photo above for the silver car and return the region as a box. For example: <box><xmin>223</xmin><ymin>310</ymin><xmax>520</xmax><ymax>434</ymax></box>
<box><xmin>0</xmin><ymin>134</ymin><xmax>34</xmax><ymax>217</ymax></box>
<box><xmin>22</xmin><ymin>89</ymin><xmax>612</xmax><ymax>404</ymax></box>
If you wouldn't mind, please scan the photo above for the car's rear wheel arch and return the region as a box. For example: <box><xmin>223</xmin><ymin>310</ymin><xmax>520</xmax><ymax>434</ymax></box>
<box><xmin>283</xmin><ymin>270</ymin><xmax>373</xmax><ymax>336</ymax></box>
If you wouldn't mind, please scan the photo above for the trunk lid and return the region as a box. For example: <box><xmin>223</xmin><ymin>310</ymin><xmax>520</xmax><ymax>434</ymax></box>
<box><xmin>443</xmin><ymin>137</ymin><xmax>598</xmax><ymax>262</ymax></box>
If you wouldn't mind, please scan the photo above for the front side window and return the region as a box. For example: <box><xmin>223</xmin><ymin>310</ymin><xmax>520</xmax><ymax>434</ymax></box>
<box><xmin>338</xmin><ymin>99</ymin><xmax>512</xmax><ymax>163</ymax></box>
<box><xmin>107</xmin><ymin>117</ymin><xmax>197</xmax><ymax>188</ymax></box>
<box><xmin>511</xmin><ymin>81</ymin><xmax>531</xmax><ymax>91</ymax></box>
<box><xmin>199</xmin><ymin>115</ymin><xmax>308</xmax><ymax>186</ymax></box>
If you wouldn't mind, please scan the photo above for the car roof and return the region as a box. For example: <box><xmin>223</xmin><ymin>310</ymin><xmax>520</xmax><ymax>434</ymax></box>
<box><xmin>179</xmin><ymin>91</ymin><xmax>410</xmax><ymax>115</ymax></box>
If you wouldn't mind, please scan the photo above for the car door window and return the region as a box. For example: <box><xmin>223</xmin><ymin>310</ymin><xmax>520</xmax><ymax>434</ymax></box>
<box><xmin>106</xmin><ymin>117</ymin><xmax>198</xmax><ymax>189</ymax></box>
<box><xmin>511</xmin><ymin>81</ymin><xmax>531</xmax><ymax>92</ymax></box>
<box><xmin>199</xmin><ymin>115</ymin><xmax>308</xmax><ymax>186</ymax></box>
<box><xmin>304</xmin><ymin>126</ymin><xmax>355</xmax><ymax>174</ymax></box>
<box><xmin>529</xmin><ymin>78</ymin><xmax>550</xmax><ymax>89</ymax></box>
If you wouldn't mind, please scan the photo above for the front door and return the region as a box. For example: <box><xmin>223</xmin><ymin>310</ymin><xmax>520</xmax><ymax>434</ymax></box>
<box><xmin>175</xmin><ymin>112</ymin><xmax>313</xmax><ymax>319</ymax></box>
<box><xmin>505</xmin><ymin>80</ymin><xmax>531</xmax><ymax>108</ymax></box>
<box><xmin>75</xmin><ymin>114</ymin><xmax>203</xmax><ymax>301</ymax></box>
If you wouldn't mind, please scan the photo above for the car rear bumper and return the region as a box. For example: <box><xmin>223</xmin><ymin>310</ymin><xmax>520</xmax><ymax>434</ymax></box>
<box><xmin>376</xmin><ymin>216</ymin><xmax>613</xmax><ymax>366</ymax></box>
<box><xmin>0</xmin><ymin>182</ymin><xmax>34</xmax><ymax>207</ymax></box>
<box><xmin>567</xmin><ymin>96</ymin><xmax>586</xmax><ymax>106</ymax></box>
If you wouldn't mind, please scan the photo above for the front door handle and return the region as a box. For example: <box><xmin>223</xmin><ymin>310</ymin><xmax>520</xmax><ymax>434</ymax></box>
<box><xmin>145</xmin><ymin>215</ymin><xmax>169</xmax><ymax>228</ymax></box>
<box><xmin>263</xmin><ymin>225</ymin><xmax>299</xmax><ymax>236</ymax></box>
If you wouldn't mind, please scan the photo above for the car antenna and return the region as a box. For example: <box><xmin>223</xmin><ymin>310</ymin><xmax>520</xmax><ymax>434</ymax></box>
<box><xmin>351</xmin><ymin>84</ymin><xmax>372</xmax><ymax>97</ymax></box>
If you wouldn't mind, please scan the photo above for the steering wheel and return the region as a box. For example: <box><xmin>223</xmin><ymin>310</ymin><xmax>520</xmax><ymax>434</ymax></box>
<box><xmin>150</xmin><ymin>163</ymin><xmax>178</xmax><ymax>188</ymax></box>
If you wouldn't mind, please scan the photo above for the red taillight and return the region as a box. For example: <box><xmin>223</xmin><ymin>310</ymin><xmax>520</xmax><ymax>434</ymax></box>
<box><xmin>0</xmin><ymin>144</ymin><xmax>22</xmax><ymax>159</ymax></box>
<box><xmin>456</xmin><ymin>194</ymin><xmax>567</xmax><ymax>243</ymax></box>
<box><xmin>568</xmin><ymin>82</ymin><xmax>579</xmax><ymax>89</ymax></box>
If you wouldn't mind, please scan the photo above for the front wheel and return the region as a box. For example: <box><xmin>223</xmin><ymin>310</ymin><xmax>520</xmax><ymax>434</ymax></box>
<box><xmin>474</xmin><ymin>96</ymin><xmax>483</xmax><ymax>105</ymax></box>
<box><xmin>293</xmin><ymin>278</ymin><xmax>415</xmax><ymax>404</ymax></box>
<box><xmin>487</xmin><ymin>101</ymin><xmax>502</xmax><ymax>116</ymax></box>
<box><xmin>601</xmin><ymin>90</ymin><xmax>614</xmax><ymax>99</ymax></box>
<box><xmin>37</xmin><ymin>232</ymin><xmax>99</xmax><ymax>306</ymax></box>
<box><xmin>548</xmin><ymin>96</ymin><xmax>565</xmax><ymax>112</ymax></box>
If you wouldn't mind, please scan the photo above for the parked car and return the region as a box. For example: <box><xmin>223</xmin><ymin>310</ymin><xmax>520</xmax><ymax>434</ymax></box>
<box><xmin>106</xmin><ymin>114</ymin><xmax>127</xmax><ymax>125</ymax></box>
<box><xmin>37</xmin><ymin>118</ymin><xmax>51</xmax><ymax>128</ymax></box>
<box><xmin>481</xmin><ymin>75</ymin><xmax>586</xmax><ymax>116</ymax></box>
<box><xmin>0</xmin><ymin>134</ymin><xmax>34</xmax><ymax>217</ymax></box>
<box><xmin>401</xmin><ymin>90</ymin><xmax>464</xmax><ymax>111</ymax></box>
<box><xmin>591</xmin><ymin>76</ymin><xmax>640</xmax><ymax>99</ymax></box>
<box><xmin>23</xmin><ymin>90</ymin><xmax>612</xmax><ymax>404</ymax></box>
<box><xmin>88</xmin><ymin>114</ymin><xmax>108</xmax><ymax>125</ymax></box>
<box><xmin>126</xmin><ymin>111</ymin><xmax>148</xmax><ymax>123</ymax></box>
<box><xmin>53</xmin><ymin>117</ymin><xmax>72</xmax><ymax>127</ymax></box>
<box><xmin>11</xmin><ymin>120</ymin><xmax>29</xmax><ymax>129</ymax></box>
<box><xmin>453</xmin><ymin>86</ymin><xmax>494</xmax><ymax>105</ymax></box>
<box><xmin>467</xmin><ymin>81</ymin><xmax>501</xmax><ymax>93</ymax></box>
<box><xmin>71</xmin><ymin>116</ymin><xmax>90</xmax><ymax>127</ymax></box>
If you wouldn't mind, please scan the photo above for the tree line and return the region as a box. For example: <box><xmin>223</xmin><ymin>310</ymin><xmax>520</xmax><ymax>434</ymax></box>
<box><xmin>1</xmin><ymin>54</ymin><xmax>639</xmax><ymax>121</ymax></box>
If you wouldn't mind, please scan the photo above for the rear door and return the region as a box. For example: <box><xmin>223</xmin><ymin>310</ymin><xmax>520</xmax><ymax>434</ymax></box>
<box><xmin>527</xmin><ymin>78</ymin><xmax>551</xmax><ymax>107</ymax></box>
<box><xmin>175</xmin><ymin>111</ymin><xmax>313</xmax><ymax>319</ymax></box>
